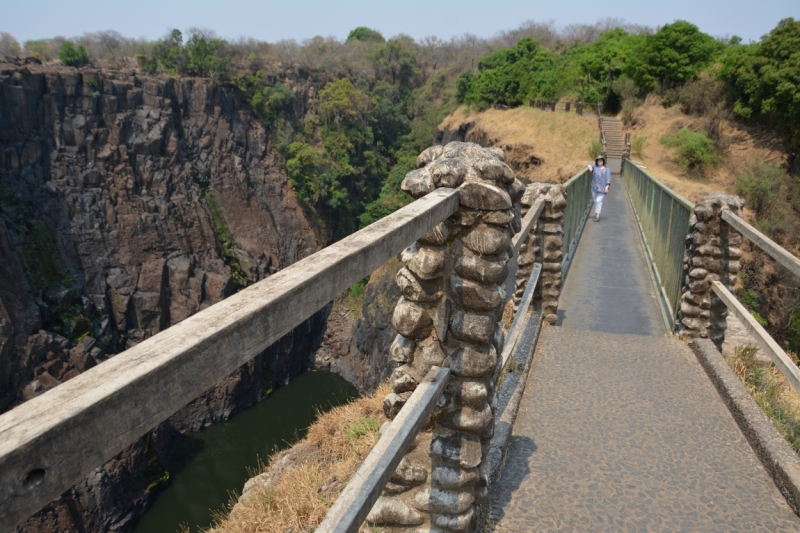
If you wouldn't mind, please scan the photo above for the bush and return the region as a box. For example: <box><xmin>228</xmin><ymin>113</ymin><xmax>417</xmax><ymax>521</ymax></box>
<box><xmin>587</xmin><ymin>138</ymin><xmax>602</xmax><ymax>161</ymax></box>
<box><xmin>632</xmin><ymin>135</ymin><xmax>646</xmax><ymax>159</ymax></box>
<box><xmin>735</xmin><ymin>162</ymin><xmax>786</xmax><ymax>218</ymax></box>
<box><xmin>58</xmin><ymin>41</ymin><xmax>89</xmax><ymax>67</ymax></box>
<box><xmin>659</xmin><ymin>128</ymin><xmax>721</xmax><ymax>172</ymax></box>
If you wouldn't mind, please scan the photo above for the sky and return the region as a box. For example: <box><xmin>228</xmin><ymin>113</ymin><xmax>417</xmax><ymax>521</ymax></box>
<box><xmin>1</xmin><ymin>0</ymin><xmax>798</xmax><ymax>45</ymax></box>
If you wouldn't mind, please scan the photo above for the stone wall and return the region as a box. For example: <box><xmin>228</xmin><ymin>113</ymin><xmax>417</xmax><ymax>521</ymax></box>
<box><xmin>367</xmin><ymin>141</ymin><xmax>525</xmax><ymax>532</ymax></box>
<box><xmin>677</xmin><ymin>193</ymin><xmax>745</xmax><ymax>346</ymax></box>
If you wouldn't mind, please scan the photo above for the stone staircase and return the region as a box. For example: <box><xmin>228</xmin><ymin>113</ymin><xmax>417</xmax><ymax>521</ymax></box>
<box><xmin>601</xmin><ymin>117</ymin><xmax>625</xmax><ymax>175</ymax></box>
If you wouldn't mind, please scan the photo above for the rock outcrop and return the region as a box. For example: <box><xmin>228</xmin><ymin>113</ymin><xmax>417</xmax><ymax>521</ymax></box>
<box><xmin>0</xmin><ymin>62</ymin><xmax>320</xmax><ymax>532</ymax></box>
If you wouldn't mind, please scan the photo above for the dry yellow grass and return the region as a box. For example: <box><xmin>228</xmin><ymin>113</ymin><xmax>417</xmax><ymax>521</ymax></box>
<box><xmin>624</xmin><ymin>95</ymin><xmax>790</xmax><ymax>203</ymax></box>
<box><xmin>206</xmin><ymin>383</ymin><xmax>391</xmax><ymax>533</ymax></box>
<box><xmin>439</xmin><ymin>106</ymin><xmax>599</xmax><ymax>183</ymax></box>
<box><xmin>440</xmin><ymin>98</ymin><xmax>790</xmax><ymax>205</ymax></box>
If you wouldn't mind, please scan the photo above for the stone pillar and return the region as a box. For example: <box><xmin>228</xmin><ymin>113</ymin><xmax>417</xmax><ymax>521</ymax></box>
<box><xmin>513</xmin><ymin>184</ymin><xmax>566</xmax><ymax>325</ymax></box>
<box><xmin>549</xmin><ymin>101</ymin><xmax>556</xmax><ymax>112</ymax></box>
<box><xmin>576</xmin><ymin>102</ymin><xmax>584</xmax><ymax>115</ymax></box>
<box><xmin>565</xmin><ymin>101</ymin><xmax>571</xmax><ymax>112</ymax></box>
<box><xmin>677</xmin><ymin>193</ymin><xmax>745</xmax><ymax>347</ymax></box>
<box><xmin>367</xmin><ymin>141</ymin><xmax>525</xmax><ymax>532</ymax></box>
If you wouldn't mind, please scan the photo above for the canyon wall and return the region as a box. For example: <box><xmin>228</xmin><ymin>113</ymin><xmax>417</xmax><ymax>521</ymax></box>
<box><xmin>0</xmin><ymin>61</ymin><xmax>321</xmax><ymax>531</ymax></box>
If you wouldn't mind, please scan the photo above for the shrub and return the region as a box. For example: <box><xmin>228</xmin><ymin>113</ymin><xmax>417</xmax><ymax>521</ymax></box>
<box><xmin>632</xmin><ymin>135</ymin><xmax>646</xmax><ymax>159</ymax></box>
<box><xmin>735</xmin><ymin>161</ymin><xmax>786</xmax><ymax>218</ymax></box>
<box><xmin>587</xmin><ymin>138</ymin><xmax>602</xmax><ymax>161</ymax></box>
<box><xmin>58</xmin><ymin>41</ymin><xmax>89</xmax><ymax>67</ymax></box>
<box><xmin>659</xmin><ymin>128</ymin><xmax>721</xmax><ymax>172</ymax></box>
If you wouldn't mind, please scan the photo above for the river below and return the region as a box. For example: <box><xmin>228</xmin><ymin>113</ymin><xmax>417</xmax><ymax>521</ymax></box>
<box><xmin>132</xmin><ymin>369</ymin><xmax>358</xmax><ymax>533</ymax></box>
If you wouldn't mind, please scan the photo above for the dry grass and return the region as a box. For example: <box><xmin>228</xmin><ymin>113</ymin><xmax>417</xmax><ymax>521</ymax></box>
<box><xmin>440</xmin><ymin>98</ymin><xmax>790</xmax><ymax>205</ymax></box>
<box><xmin>625</xmin><ymin>95</ymin><xmax>789</xmax><ymax>203</ymax></box>
<box><xmin>206</xmin><ymin>383</ymin><xmax>391</xmax><ymax>533</ymax></box>
<box><xmin>439</xmin><ymin>106</ymin><xmax>598</xmax><ymax>183</ymax></box>
<box><xmin>727</xmin><ymin>345</ymin><xmax>800</xmax><ymax>453</ymax></box>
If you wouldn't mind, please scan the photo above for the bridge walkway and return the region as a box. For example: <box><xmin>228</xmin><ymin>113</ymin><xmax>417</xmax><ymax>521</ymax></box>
<box><xmin>489</xmin><ymin>180</ymin><xmax>800</xmax><ymax>531</ymax></box>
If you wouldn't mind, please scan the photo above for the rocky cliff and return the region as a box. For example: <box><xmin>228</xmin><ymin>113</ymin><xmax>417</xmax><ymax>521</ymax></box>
<box><xmin>0</xmin><ymin>61</ymin><xmax>321</xmax><ymax>531</ymax></box>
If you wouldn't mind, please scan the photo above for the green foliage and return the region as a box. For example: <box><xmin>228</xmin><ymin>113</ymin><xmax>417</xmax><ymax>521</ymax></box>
<box><xmin>721</xmin><ymin>18</ymin><xmax>800</xmax><ymax>147</ymax></box>
<box><xmin>370</xmin><ymin>37</ymin><xmax>420</xmax><ymax>89</ymax></box>
<box><xmin>632</xmin><ymin>135</ymin><xmax>646</xmax><ymax>159</ymax></box>
<box><xmin>318</xmin><ymin>78</ymin><xmax>368</xmax><ymax>124</ymax></box>
<box><xmin>185</xmin><ymin>33</ymin><xmax>231</xmax><ymax>80</ymax></box>
<box><xmin>58</xmin><ymin>41</ymin><xmax>89</xmax><ymax>67</ymax></box>
<box><xmin>343</xmin><ymin>276</ymin><xmax>370</xmax><ymax>313</ymax></box>
<box><xmin>587</xmin><ymin>138</ymin><xmax>602</xmax><ymax>161</ymax></box>
<box><xmin>136</xmin><ymin>28</ymin><xmax>231</xmax><ymax>81</ymax></box>
<box><xmin>637</xmin><ymin>21</ymin><xmax>722</xmax><ymax>89</ymax></box>
<box><xmin>735</xmin><ymin>161</ymin><xmax>785</xmax><ymax>218</ymax></box>
<box><xmin>659</xmin><ymin>128</ymin><xmax>721</xmax><ymax>172</ymax></box>
<box><xmin>458</xmin><ymin>38</ymin><xmax>557</xmax><ymax>106</ymax></box>
<box><xmin>729</xmin><ymin>344</ymin><xmax>800</xmax><ymax>453</ymax></box>
<box><xmin>204</xmin><ymin>190</ymin><xmax>248</xmax><ymax>290</ymax></box>
<box><xmin>346</xmin><ymin>27</ymin><xmax>385</xmax><ymax>44</ymax></box>
<box><xmin>359</xmin><ymin>155</ymin><xmax>414</xmax><ymax>228</ymax></box>
<box><xmin>786</xmin><ymin>304</ymin><xmax>800</xmax><ymax>356</ymax></box>
<box><xmin>345</xmin><ymin>416</ymin><xmax>380</xmax><ymax>441</ymax></box>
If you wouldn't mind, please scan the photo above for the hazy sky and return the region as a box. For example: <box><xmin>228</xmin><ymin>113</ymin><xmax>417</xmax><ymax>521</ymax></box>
<box><xmin>1</xmin><ymin>0</ymin><xmax>798</xmax><ymax>44</ymax></box>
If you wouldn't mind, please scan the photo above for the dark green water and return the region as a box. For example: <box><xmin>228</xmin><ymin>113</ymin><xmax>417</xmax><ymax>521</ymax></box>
<box><xmin>132</xmin><ymin>370</ymin><xmax>358</xmax><ymax>533</ymax></box>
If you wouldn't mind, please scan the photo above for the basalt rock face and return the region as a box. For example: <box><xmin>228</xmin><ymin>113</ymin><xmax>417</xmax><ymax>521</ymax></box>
<box><xmin>0</xmin><ymin>63</ymin><xmax>318</xmax><ymax>531</ymax></box>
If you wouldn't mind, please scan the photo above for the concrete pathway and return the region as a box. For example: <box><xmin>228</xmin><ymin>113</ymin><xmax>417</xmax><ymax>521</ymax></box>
<box><xmin>490</xmin><ymin>181</ymin><xmax>800</xmax><ymax>532</ymax></box>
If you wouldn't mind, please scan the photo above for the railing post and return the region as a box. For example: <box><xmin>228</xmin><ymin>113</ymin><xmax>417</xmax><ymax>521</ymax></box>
<box><xmin>576</xmin><ymin>101</ymin><xmax>583</xmax><ymax>115</ymax></box>
<box><xmin>565</xmin><ymin>101</ymin><xmax>571</xmax><ymax>112</ymax></box>
<box><xmin>370</xmin><ymin>142</ymin><xmax>524</xmax><ymax>530</ymax></box>
<box><xmin>677</xmin><ymin>194</ymin><xmax>745</xmax><ymax>347</ymax></box>
<box><xmin>515</xmin><ymin>184</ymin><xmax>566</xmax><ymax>324</ymax></box>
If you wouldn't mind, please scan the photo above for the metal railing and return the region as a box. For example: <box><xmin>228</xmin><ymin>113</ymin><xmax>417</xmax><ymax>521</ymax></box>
<box><xmin>562</xmin><ymin>168</ymin><xmax>593</xmax><ymax>276</ymax></box>
<box><xmin>622</xmin><ymin>159</ymin><xmax>694</xmax><ymax>330</ymax></box>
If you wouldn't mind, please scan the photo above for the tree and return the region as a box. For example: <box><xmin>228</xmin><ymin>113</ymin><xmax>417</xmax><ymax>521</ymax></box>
<box><xmin>370</xmin><ymin>36</ymin><xmax>420</xmax><ymax>88</ymax></box>
<box><xmin>0</xmin><ymin>32</ymin><xmax>21</xmax><ymax>58</ymax></box>
<box><xmin>185</xmin><ymin>32</ymin><xmax>231</xmax><ymax>80</ymax></box>
<box><xmin>58</xmin><ymin>41</ymin><xmax>90</xmax><ymax>67</ymax></box>
<box><xmin>638</xmin><ymin>21</ymin><xmax>721</xmax><ymax>89</ymax></box>
<box><xmin>721</xmin><ymin>18</ymin><xmax>800</xmax><ymax>146</ymax></box>
<box><xmin>346</xmin><ymin>26</ymin><xmax>385</xmax><ymax>44</ymax></box>
<box><xmin>318</xmin><ymin>78</ymin><xmax>368</xmax><ymax>125</ymax></box>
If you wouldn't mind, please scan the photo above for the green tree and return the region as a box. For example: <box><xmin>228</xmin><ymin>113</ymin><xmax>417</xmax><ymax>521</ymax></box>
<box><xmin>185</xmin><ymin>33</ymin><xmax>231</xmax><ymax>80</ymax></box>
<box><xmin>58</xmin><ymin>41</ymin><xmax>90</xmax><ymax>67</ymax></box>
<box><xmin>346</xmin><ymin>26</ymin><xmax>385</xmax><ymax>43</ymax></box>
<box><xmin>318</xmin><ymin>78</ymin><xmax>368</xmax><ymax>125</ymax></box>
<box><xmin>721</xmin><ymin>18</ymin><xmax>800</xmax><ymax>146</ymax></box>
<box><xmin>458</xmin><ymin>38</ymin><xmax>557</xmax><ymax>106</ymax></box>
<box><xmin>637</xmin><ymin>21</ymin><xmax>721</xmax><ymax>89</ymax></box>
<box><xmin>370</xmin><ymin>37</ymin><xmax>420</xmax><ymax>88</ymax></box>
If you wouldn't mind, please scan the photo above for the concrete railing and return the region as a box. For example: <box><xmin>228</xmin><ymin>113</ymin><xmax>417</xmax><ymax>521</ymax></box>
<box><xmin>0</xmin><ymin>189</ymin><xmax>460</xmax><ymax>531</ymax></box>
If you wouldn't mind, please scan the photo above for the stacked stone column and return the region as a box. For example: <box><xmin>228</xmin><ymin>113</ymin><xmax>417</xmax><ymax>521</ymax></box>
<box><xmin>366</xmin><ymin>142</ymin><xmax>525</xmax><ymax>532</ymax></box>
<box><xmin>677</xmin><ymin>193</ymin><xmax>745</xmax><ymax>347</ymax></box>
<box><xmin>513</xmin><ymin>184</ymin><xmax>566</xmax><ymax>325</ymax></box>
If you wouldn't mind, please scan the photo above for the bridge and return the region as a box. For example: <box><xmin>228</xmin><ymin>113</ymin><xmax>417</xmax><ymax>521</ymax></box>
<box><xmin>3</xmin><ymin>141</ymin><xmax>800</xmax><ymax>532</ymax></box>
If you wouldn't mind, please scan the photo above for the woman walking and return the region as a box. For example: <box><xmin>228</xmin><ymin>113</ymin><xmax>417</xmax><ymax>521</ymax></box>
<box><xmin>587</xmin><ymin>156</ymin><xmax>611</xmax><ymax>222</ymax></box>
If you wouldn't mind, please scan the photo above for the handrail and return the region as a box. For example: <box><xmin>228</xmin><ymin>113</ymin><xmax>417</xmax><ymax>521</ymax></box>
<box><xmin>498</xmin><ymin>263</ymin><xmax>542</xmax><ymax>379</ymax></box>
<box><xmin>561</xmin><ymin>168</ymin><xmax>593</xmax><ymax>278</ymax></box>
<box><xmin>712</xmin><ymin>281</ymin><xmax>800</xmax><ymax>393</ymax></box>
<box><xmin>511</xmin><ymin>199</ymin><xmax>544</xmax><ymax>256</ymax></box>
<box><xmin>721</xmin><ymin>211</ymin><xmax>800</xmax><ymax>278</ymax></box>
<box><xmin>316</xmin><ymin>366</ymin><xmax>450</xmax><ymax>533</ymax></box>
<box><xmin>0</xmin><ymin>189</ymin><xmax>460</xmax><ymax>532</ymax></box>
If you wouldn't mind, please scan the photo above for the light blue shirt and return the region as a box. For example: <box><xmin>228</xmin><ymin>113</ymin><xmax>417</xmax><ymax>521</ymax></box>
<box><xmin>589</xmin><ymin>163</ymin><xmax>611</xmax><ymax>194</ymax></box>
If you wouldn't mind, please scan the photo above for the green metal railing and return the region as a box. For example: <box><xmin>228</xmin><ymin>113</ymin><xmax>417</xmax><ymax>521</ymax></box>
<box><xmin>562</xmin><ymin>168</ymin><xmax>593</xmax><ymax>276</ymax></box>
<box><xmin>622</xmin><ymin>159</ymin><xmax>694</xmax><ymax>330</ymax></box>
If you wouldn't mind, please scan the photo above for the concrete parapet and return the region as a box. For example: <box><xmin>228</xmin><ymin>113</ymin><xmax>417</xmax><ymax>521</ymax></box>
<box><xmin>371</xmin><ymin>141</ymin><xmax>524</xmax><ymax>532</ymax></box>
<box><xmin>677</xmin><ymin>193</ymin><xmax>745</xmax><ymax>346</ymax></box>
